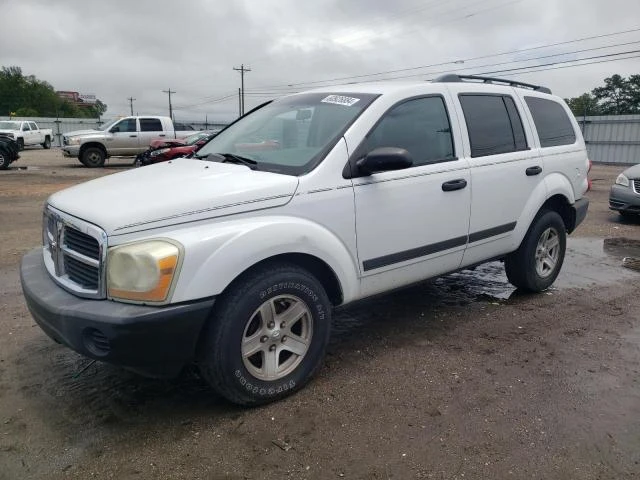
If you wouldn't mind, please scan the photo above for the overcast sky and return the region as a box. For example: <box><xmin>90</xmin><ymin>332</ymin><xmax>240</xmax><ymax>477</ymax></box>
<box><xmin>1</xmin><ymin>0</ymin><xmax>639</xmax><ymax>122</ymax></box>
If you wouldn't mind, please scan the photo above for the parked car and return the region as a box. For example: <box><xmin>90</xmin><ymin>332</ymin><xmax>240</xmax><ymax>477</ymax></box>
<box><xmin>609</xmin><ymin>164</ymin><xmax>640</xmax><ymax>217</ymax></box>
<box><xmin>61</xmin><ymin>116</ymin><xmax>196</xmax><ymax>168</ymax></box>
<box><xmin>134</xmin><ymin>131</ymin><xmax>218</xmax><ymax>166</ymax></box>
<box><xmin>0</xmin><ymin>133</ymin><xmax>20</xmax><ymax>169</ymax></box>
<box><xmin>21</xmin><ymin>74</ymin><xmax>589</xmax><ymax>406</ymax></box>
<box><xmin>0</xmin><ymin>120</ymin><xmax>53</xmax><ymax>150</ymax></box>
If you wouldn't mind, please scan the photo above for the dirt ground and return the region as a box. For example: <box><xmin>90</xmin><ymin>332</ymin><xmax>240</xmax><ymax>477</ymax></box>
<box><xmin>1</xmin><ymin>149</ymin><xmax>639</xmax><ymax>480</ymax></box>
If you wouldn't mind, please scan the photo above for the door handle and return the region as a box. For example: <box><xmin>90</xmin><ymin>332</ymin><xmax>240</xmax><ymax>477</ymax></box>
<box><xmin>441</xmin><ymin>179</ymin><xmax>468</xmax><ymax>192</ymax></box>
<box><xmin>526</xmin><ymin>166</ymin><xmax>542</xmax><ymax>176</ymax></box>
<box><xmin>129</xmin><ymin>135</ymin><xmax>137</xmax><ymax>138</ymax></box>
<box><xmin>158</xmin><ymin>134</ymin><xmax>166</xmax><ymax>137</ymax></box>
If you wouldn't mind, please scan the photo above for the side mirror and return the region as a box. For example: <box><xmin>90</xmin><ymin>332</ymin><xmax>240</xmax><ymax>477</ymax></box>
<box><xmin>356</xmin><ymin>147</ymin><xmax>413</xmax><ymax>175</ymax></box>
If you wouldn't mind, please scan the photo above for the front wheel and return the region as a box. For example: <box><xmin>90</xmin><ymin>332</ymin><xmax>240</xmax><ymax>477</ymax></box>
<box><xmin>17</xmin><ymin>138</ymin><xmax>24</xmax><ymax>151</ymax></box>
<box><xmin>505</xmin><ymin>210</ymin><xmax>566</xmax><ymax>292</ymax></box>
<box><xmin>198</xmin><ymin>263</ymin><xmax>332</xmax><ymax>406</ymax></box>
<box><xmin>0</xmin><ymin>149</ymin><xmax>9</xmax><ymax>170</ymax></box>
<box><xmin>81</xmin><ymin>147</ymin><xmax>105</xmax><ymax>168</ymax></box>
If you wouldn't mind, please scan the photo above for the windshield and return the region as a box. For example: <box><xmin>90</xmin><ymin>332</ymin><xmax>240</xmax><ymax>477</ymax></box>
<box><xmin>197</xmin><ymin>92</ymin><xmax>379</xmax><ymax>175</ymax></box>
<box><xmin>0</xmin><ymin>121</ymin><xmax>21</xmax><ymax>130</ymax></box>
<box><xmin>185</xmin><ymin>132</ymin><xmax>208</xmax><ymax>145</ymax></box>
<box><xmin>97</xmin><ymin>119</ymin><xmax>120</xmax><ymax>131</ymax></box>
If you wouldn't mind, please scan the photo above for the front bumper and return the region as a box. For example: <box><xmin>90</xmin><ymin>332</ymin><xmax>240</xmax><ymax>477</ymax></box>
<box><xmin>20</xmin><ymin>249</ymin><xmax>215</xmax><ymax>378</ymax></box>
<box><xmin>609</xmin><ymin>184</ymin><xmax>640</xmax><ymax>214</ymax></box>
<box><xmin>62</xmin><ymin>145</ymin><xmax>80</xmax><ymax>157</ymax></box>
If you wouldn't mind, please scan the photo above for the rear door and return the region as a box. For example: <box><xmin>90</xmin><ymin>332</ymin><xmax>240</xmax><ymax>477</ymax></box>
<box><xmin>138</xmin><ymin>118</ymin><xmax>166</xmax><ymax>149</ymax></box>
<box><xmin>449</xmin><ymin>87</ymin><xmax>545</xmax><ymax>267</ymax></box>
<box><xmin>29</xmin><ymin>122</ymin><xmax>42</xmax><ymax>144</ymax></box>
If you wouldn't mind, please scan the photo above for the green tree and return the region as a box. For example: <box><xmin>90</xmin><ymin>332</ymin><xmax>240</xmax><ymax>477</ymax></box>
<box><xmin>592</xmin><ymin>74</ymin><xmax>636</xmax><ymax>114</ymax></box>
<box><xmin>564</xmin><ymin>93</ymin><xmax>602</xmax><ymax>117</ymax></box>
<box><xmin>0</xmin><ymin>65</ymin><xmax>107</xmax><ymax>118</ymax></box>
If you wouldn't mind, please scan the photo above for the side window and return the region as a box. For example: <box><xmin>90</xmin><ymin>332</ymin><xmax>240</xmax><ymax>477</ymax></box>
<box><xmin>459</xmin><ymin>94</ymin><xmax>528</xmax><ymax>157</ymax></box>
<box><xmin>112</xmin><ymin>119</ymin><xmax>137</xmax><ymax>133</ymax></box>
<box><xmin>364</xmin><ymin>96</ymin><xmax>455</xmax><ymax>166</ymax></box>
<box><xmin>22</xmin><ymin>123</ymin><xmax>31</xmax><ymax>131</ymax></box>
<box><xmin>29</xmin><ymin>122</ymin><xmax>38</xmax><ymax>130</ymax></box>
<box><xmin>525</xmin><ymin>96</ymin><xmax>576</xmax><ymax>147</ymax></box>
<box><xmin>140</xmin><ymin>118</ymin><xmax>163</xmax><ymax>132</ymax></box>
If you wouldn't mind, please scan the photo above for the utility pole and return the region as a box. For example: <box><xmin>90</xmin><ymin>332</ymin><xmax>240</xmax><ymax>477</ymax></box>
<box><xmin>238</xmin><ymin>88</ymin><xmax>242</xmax><ymax>118</ymax></box>
<box><xmin>162</xmin><ymin>89</ymin><xmax>176</xmax><ymax>121</ymax></box>
<box><xmin>233</xmin><ymin>64</ymin><xmax>251</xmax><ymax>115</ymax></box>
<box><xmin>127</xmin><ymin>97</ymin><xmax>136</xmax><ymax>116</ymax></box>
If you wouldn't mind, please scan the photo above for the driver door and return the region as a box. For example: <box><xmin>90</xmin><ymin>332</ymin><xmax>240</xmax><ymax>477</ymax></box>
<box><xmin>108</xmin><ymin>118</ymin><xmax>139</xmax><ymax>155</ymax></box>
<box><xmin>352</xmin><ymin>95</ymin><xmax>471</xmax><ymax>297</ymax></box>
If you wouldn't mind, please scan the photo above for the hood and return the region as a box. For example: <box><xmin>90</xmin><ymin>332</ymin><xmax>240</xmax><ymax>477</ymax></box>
<box><xmin>0</xmin><ymin>129</ymin><xmax>17</xmax><ymax>135</ymax></box>
<box><xmin>48</xmin><ymin>158</ymin><xmax>299</xmax><ymax>235</ymax></box>
<box><xmin>623</xmin><ymin>163</ymin><xmax>640</xmax><ymax>179</ymax></box>
<box><xmin>64</xmin><ymin>129</ymin><xmax>101</xmax><ymax>137</ymax></box>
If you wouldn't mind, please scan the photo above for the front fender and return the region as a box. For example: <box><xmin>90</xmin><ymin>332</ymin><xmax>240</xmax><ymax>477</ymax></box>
<box><xmin>169</xmin><ymin>216</ymin><xmax>359</xmax><ymax>305</ymax></box>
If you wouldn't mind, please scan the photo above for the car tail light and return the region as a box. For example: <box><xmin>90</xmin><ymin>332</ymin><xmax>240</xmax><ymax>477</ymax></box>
<box><xmin>586</xmin><ymin>159</ymin><xmax>592</xmax><ymax>191</ymax></box>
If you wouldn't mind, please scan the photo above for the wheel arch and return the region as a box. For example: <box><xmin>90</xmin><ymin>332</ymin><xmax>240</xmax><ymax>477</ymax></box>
<box><xmin>168</xmin><ymin>217</ymin><xmax>359</xmax><ymax>306</ymax></box>
<box><xmin>222</xmin><ymin>253</ymin><xmax>343</xmax><ymax>306</ymax></box>
<box><xmin>79</xmin><ymin>142</ymin><xmax>107</xmax><ymax>157</ymax></box>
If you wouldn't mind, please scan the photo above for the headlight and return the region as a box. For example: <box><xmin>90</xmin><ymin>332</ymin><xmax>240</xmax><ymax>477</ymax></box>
<box><xmin>616</xmin><ymin>174</ymin><xmax>630</xmax><ymax>187</ymax></box>
<box><xmin>150</xmin><ymin>148</ymin><xmax>170</xmax><ymax>157</ymax></box>
<box><xmin>107</xmin><ymin>240</ymin><xmax>183</xmax><ymax>303</ymax></box>
<box><xmin>66</xmin><ymin>137</ymin><xmax>82</xmax><ymax>145</ymax></box>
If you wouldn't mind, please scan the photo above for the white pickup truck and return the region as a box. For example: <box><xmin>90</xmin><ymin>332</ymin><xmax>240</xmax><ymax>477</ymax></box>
<box><xmin>0</xmin><ymin>120</ymin><xmax>53</xmax><ymax>150</ymax></box>
<box><xmin>62</xmin><ymin>116</ymin><xmax>196</xmax><ymax>167</ymax></box>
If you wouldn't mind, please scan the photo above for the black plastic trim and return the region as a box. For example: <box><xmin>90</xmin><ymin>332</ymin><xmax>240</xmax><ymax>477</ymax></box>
<box><xmin>363</xmin><ymin>235</ymin><xmax>467</xmax><ymax>271</ymax></box>
<box><xmin>362</xmin><ymin>221</ymin><xmax>518</xmax><ymax>271</ymax></box>
<box><xmin>468</xmin><ymin>222</ymin><xmax>517</xmax><ymax>243</ymax></box>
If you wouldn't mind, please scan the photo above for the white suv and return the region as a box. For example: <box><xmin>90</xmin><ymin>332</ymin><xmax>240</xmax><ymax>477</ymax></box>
<box><xmin>21</xmin><ymin>74</ymin><xmax>589</xmax><ymax>405</ymax></box>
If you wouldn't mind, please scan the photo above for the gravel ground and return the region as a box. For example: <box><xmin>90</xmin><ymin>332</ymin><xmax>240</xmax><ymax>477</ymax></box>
<box><xmin>0</xmin><ymin>149</ymin><xmax>639</xmax><ymax>480</ymax></box>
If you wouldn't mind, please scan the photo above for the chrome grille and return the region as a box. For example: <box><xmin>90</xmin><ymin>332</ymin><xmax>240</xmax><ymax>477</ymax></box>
<box><xmin>63</xmin><ymin>227</ymin><xmax>100</xmax><ymax>259</ymax></box>
<box><xmin>633</xmin><ymin>179</ymin><xmax>640</xmax><ymax>194</ymax></box>
<box><xmin>43</xmin><ymin>206</ymin><xmax>106</xmax><ymax>299</ymax></box>
<box><xmin>64</xmin><ymin>255</ymin><xmax>100</xmax><ymax>289</ymax></box>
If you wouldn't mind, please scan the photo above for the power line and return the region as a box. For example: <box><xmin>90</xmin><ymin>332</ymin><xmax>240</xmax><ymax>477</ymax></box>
<box><xmin>250</xmin><ymin>26</ymin><xmax>640</xmax><ymax>91</ymax></box>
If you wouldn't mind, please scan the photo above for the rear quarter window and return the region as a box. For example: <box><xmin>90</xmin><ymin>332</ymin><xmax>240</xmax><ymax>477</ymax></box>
<box><xmin>524</xmin><ymin>97</ymin><xmax>576</xmax><ymax>148</ymax></box>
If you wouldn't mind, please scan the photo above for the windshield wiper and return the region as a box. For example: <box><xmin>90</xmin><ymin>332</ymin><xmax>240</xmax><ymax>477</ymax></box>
<box><xmin>201</xmin><ymin>152</ymin><xmax>258</xmax><ymax>169</ymax></box>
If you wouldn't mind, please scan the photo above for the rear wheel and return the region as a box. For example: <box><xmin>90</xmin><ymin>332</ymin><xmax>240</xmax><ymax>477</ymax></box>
<box><xmin>42</xmin><ymin>136</ymin><xmax>51</xmax><ymax>149</ymax></box>
<box><xmin>198</xmin><ymin>263</ymin><xmax>332</xmax><ymax>406</ymax></box>
<box><xmin>81</xmin><ymin>147</ymin><xmax>105</xmax><ymax>168</ymax></box>
<box><xmin>505</xmin><ymin>210</ymin><xmax>566</xmax><ymax>292</ymax></box>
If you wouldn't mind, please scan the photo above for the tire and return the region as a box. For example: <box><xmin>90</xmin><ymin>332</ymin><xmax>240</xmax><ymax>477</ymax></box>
<box><xmin>619</xmin><ymin>211</ymin><xmax>635</xmax><ymax>219</ymax></box>
<box><xmin>198</xmin><ymin>262</ymin><xmax>332</xmax><ymax>406</ymax></box>
<box><xmin>0</xmin><ymin>149</ymin><xmax>9</xmax><ymax>170</ymax></box>
<box><xmin>504</xmin><ymin>210</ymin><xmax>566</xmax><ymax>292</ymax></box>
<box><xmin>42</xmin><ymin>136</ymin><xmax>51</xmax><ymax>149</ymax></box>
<box><xmin>81</xmin><ymin>147</ymin><xmax>105</xmax><ymax>168</ymax></box>
<box><xmin>17</xmin><ymin>138</ymin><xmax>24</xmax><ymax>151</ymax></box>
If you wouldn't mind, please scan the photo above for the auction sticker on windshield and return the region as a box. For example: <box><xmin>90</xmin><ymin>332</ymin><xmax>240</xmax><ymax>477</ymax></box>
<box><xmin>321</xmin><ymin>95</ymin><xmax>360</xmax><ymax>107</ymax></box>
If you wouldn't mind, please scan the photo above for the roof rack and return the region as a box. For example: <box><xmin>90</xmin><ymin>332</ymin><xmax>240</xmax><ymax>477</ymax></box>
<box><xmin>434</xmin><ymin>74</ymin><xmax>552</xmax><ymax>94</ymax></box>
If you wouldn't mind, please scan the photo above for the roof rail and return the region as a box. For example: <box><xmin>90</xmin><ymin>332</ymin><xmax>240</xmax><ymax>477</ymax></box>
<box><xmin>434</xmin><ymin>74</ymin><xmax>552</xmax><ymax>94</ymax></box>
